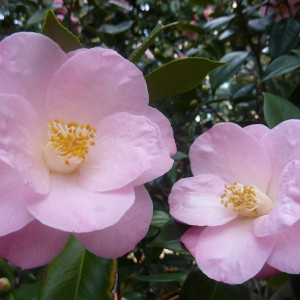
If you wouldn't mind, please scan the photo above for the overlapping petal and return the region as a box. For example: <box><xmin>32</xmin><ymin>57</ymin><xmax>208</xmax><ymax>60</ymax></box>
<box><xmin>267</xmin><ymin>221</ymin><xmax>300</xmax><ymax>273</ymax></box>
<box><xmin>0</xmin><ymin>220</ymin><xmax>69</xmax><ymax>269</ymax></box>
<box><xmin>254</xmin><ymin>160</ymin><xmax>300</xmax><ymax>236</ymax></box>
<box><xmin>261</xmin><ymin>120</ymin><xmax>300</xmax><ymax>200</ymax></box>
<box><xmin>169</xmin><ymin>175</ymin><xmax>237</xmax><ymax>226</ymax></box>
<box><xmin>189</xmin><ymin>123</ymin><xmax>272</xmax><ymax>193</ymax></box>
<box><xmin>0</xmin><ymin>32</ymin><xmax>68</xmax><ymax>119</ymax></box>
<box><xmin>193</xmin><ymin>219</ymin><xmax>276</xmax><ymax>284</ymax></box>
<box><xmin>75</xmin><ymin>186</ymin><xmax>152</xmax><ymax>257</ymax></box>
<box><xmin>45</xmin><ymin>47</ymin><xmax>148</xmax><ymax>125</ymax></box>
<box><xmin>79</xmin><ymin>112</ymin><xmax>170</xmax><ymax>192</ymax></box>
<box><xmin>0</xmin><ymin>94</ymin><xmax>50</xmax><ymax>194</ymax></box>
<box><xmin>25</xmin><ymin>173</ymin><xmax>135</xmax><ymax>233</ymax></box>
<box><xmin>0</xmin><ymin>160</ymin><xmax>34</xmax><ymax>236</ymax></box>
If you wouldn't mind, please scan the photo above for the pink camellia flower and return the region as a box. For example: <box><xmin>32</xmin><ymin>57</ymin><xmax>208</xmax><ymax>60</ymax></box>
<box><xmin>169</xmin><ymin>121</ymin><xmax>300</xmax><ymax>284</ymax></box>
<box><xmin>0</xmin><ymin>32</ymin><xmax>176</xmax><ymax>269</ymax></box>
<box><xmin>260</xmin><ymin>0</ymin><xmax>298</xmax><ymax>22</ymax></box>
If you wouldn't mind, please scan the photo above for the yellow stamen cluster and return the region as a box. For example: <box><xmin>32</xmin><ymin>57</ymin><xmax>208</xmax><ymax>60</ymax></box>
<box><xmin>221</xmin><ymin>182</ymin><xmax>258</xmax><ymax>216</ymax></box>
<box><xmin>47</xmin><ymin>119</ymin><xmax>96</xmax><ymax>166</ymax></box>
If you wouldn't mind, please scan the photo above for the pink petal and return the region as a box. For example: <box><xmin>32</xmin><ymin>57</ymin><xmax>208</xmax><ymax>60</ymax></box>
<box><xmin>244</xmin><ymin>124</ymin><xmax>269</xmax><ymax>140</ymax></box>
<box><xmin>190</xmin><ymin>123</ymin><xmax>272</xmax><ymax>193</ymax></box>
<box><xmin>0</xmin><ymin>160</ymin><xmax>34</xmax><ymax>236</ymax></box>
<box><xmin>144</xmin><ymin>107</ymin><xmax>176</xmax><ymax>155</ymax></box>
<box><xmin>260</xmin><ymin>120</ymin><xmax>300</xmax><ymax>200</ymax></box>
<box><xmin>0</xmin><ymin>32</ymin><xmax>68</xmax><ymax>119</ymax></box>
<box><xmin>267</xmin><ymin>221</ymin><xmax>300</xmax><ymax>274</ymax></box>
<box><xmin>0</xmin><ymin>220</ymin><xmax>69</xmax><ymax>269</ymax></box>
<box><xmin>79</xmin><ymin>112</ymin><xmax>173</xmax><ymax>192</ymax></box>
<box><xmin>75</xmin><ymin>186</ymin><xmax>152</xmax><ymax>258</ymax></box>
<box><xmin>253</xmin><ymin>160</ymin><xmax>300</xmax><ymax>236</ymax></box>
<box><xmin>132</xmin><ymin>107</ymin><xmax>176</xmax><ymax>186</ymax></box>
<box><xmin>169</xmin><ymin>175</ymin><xmax>237</xmax><ymax>226</ymax></box>
<box><xmin>193</xmin><ymin>219</ymin><xmax>276</xmax><ymax>284</ymax></box>
<box><xmin>181</xmin><ymin>226</ymin><xmax>205</xmax><ymax>257</ymax></box>
<box><xmin>45</xmin><ymin>47</ymin><xmax>148</xmax><ymax>125</ymax></box>
<box><xmin>0</xmin><ymin>94</ymin><xmax>50</xmax><ymax>194</ymax></box>
<box><xmin>25</xmin><ymin>172</ymin><xmax>135</xmax><ymax>233</ymax></box>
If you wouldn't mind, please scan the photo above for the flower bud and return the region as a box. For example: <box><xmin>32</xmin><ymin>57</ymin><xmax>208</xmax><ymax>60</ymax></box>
<box><xmin>0</xmin><ymin>278</ymin><xmax>11</xmax><ymax>295</ymax></box>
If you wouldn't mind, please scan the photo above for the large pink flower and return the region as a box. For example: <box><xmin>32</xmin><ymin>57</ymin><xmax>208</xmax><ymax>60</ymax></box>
<box><xmin>169</xmin><ymin>121</ymin><xmax>300</xmax><ymax>284</ymax></box>
<box><xmin>0</xmin><ymin>32</ymin><xmax>176</xmax><ymax>269</ymax></box>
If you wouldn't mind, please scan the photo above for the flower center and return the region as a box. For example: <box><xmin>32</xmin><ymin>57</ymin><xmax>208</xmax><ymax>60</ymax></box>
<box><xmin>221</xmin><ymin>182</ymin><xmax>273</xmax><ymax>218</ymax></box>
<box><xmin>44</xmin><ymin>118</ymin><xmax>96</xmax><ymax>173</ymax></box>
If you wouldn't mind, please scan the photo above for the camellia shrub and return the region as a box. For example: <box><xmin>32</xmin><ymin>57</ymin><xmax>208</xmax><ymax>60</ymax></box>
<box><xmin>0</xmin><ymin>0</ymin><xmax>300</xmax><ymax>299</ymax></box>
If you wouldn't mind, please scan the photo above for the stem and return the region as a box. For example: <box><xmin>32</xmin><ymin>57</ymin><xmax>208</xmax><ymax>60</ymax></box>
<box><xmin>236</xmin><ymin>0</ymin><xmax>266</xmax><ymax>93</ymax></box>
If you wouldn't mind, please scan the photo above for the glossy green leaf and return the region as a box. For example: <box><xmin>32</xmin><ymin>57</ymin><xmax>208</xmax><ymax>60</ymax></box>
<box><xmin>134</xmin><ymin>273</ymin><xmax>187</xmax><ymax>283</ymax></box>
<box><xmin>12</xmin><ymin>283</ymin><xmax>38</xmax><ymax>300</ymax></box>
<box><xmin>179</xmin><ymin>270</ymin><xmax>251</xmax><ymax>300</ymax></box>
<box><xmin>263</xmin><ymin>55</ymin><xmax>300</xmax><ymax>81</ymax></box>
<box><xmin>38</xmin><ymin>236</ymin><xmax>117</xmax><ymax>300</ymax></box>
<box><xmin>129</xmin><ymin>22</ymin><xmax>178</xmax><ymax>63</ymax></box>
<box><xmin>176</xmin><ymin>23</ymin><xmax>204</xmax><ymax>35</ymax></box>
<box><xmin>209</xmin><ymin>51</ymin><xmax>248</xmax><ymax>91</ymax></box>
<box><xmin>98</xmin><ymin>20</ymin><xmax>134</xmax><ymax>34</ymax></box>
<box><xmin>204</xmin><ymin>15</ymin><xmax>235</xmax><ymax>32</ymax></box>
<box><xmin>263</xmin><ymin>92</ymin><xmax>300</xmax><ymax>128</ymax></box>
<box><xmin>147</xmin><ymin>220</ymin><xmax>190</xmax><ymax>254</ymax></box>
<box><xmin>151</xmin><ymin>210</ymin><xmax>171</xmax><ymax>229</ymax></box>
<box><xmin>41</xmin><ymin>10</ymin><xmax>82</xmax><ymax>52</ymax></box>
<box><xmin>248</xmin><ymin>13</ymin><xmax>275</xmax><ymax>33</ymax></box>
<box><xmin>291</xmin><ymin>49</ymin><xmax>300</xmax><ymax>57</ymax></box>
<box><xmin>269</xmin><ymin>19</ymin><xmax>300</xmax><ymax>58</ymax></box>
<box><xmin>145</xmin><ymin>57</ymin><xmax>224</xmax><ymax>103</ymax></box>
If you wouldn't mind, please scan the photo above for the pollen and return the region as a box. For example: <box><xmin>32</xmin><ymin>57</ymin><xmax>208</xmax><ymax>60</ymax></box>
<box><xmin>221</xmin><ymin>182</ymin><xmax>273</xmax><ymax>218</ymax></box>
<box><xmin>45</xmin><ymin>118</ymin><xmax>96</xmax><ymax>171</ymax></box>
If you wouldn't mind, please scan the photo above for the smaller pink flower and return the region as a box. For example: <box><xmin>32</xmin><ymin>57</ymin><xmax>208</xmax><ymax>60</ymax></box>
<box><xmin>169</xmin><ymin>121</ymin><xmax>300</xmax><ymax>284</ymax></box>
<box><xmin>260</xmin><ymin>0</ymin><xmax>298</xmax><ymax>22</ymax></box>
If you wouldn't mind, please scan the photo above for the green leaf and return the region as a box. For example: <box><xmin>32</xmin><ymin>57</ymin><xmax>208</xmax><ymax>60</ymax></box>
<box><xmin>209</xmin><ymin>51</ymin><xmax>248</xmax><ymax>91</ymax></box>
<box><xmin>41</xmin><ymin>10</ymin><xmax>82</xmax><ymax>52</ymax></box>
<box><xmin>263</xmin><ymin>55</ymin><xmax>300</xmax><ymax>81</ymax></box>
<box><xmin>151</xmin><ymin>210</ymin><xmax>171</xmax><ymax>229</ymax></box>
<box><xmin>248</xmin><ymin>13</ymin><xmax>275</xmax><ymax>34</ymax></box>
<box><xmin>98</xmin><ymin>20</ymin><xmax>134</xmax><ymax>34</ymax></box>
<box><xmin>12</xmin><ymin>283</ymin><xmax>38</xmax><ymax>300</ymax></box>
<box><xmin>26</xmin><ymin>9</ymin><xmax>48</xmax><ymax>26</ymax></box>
<box><xmin>291</xmin><ymin>49</ymin><xmax>300</xmax><ymax>57</ymax></box>
<box><xmin>269</xmin><ymin>19</ymin><xmax>300</xmax><ymax>58</ymax></box>
<box><xmin>129</xmin><ymin>22</ymin><xmax>178</xmax><ymax>63</ymax></box>
<box><xmin>145</xmin><ymin>57</ymin><xmax>224</xmax><ymax>103</ymax></box>
<box><xmin>267</xmin><ymin>273</ymin><xmax>289</xmax><ymax>289</ymax></box>
<box><xmin>176</xmin><ymin>23</ymin><xmax>204</xmax><ymax>35</ymax></box>
<box><xmin>134</xmin><ymin>273</ymin><xmax>187</xmax><ymax>283</ymax></box>
<box><xmin>0</xmin><ymin>259</ymin><xmax>14</xmax><ymax>288</ymax></box>
<box><xmin>147</xmin><ymin>220</ymin><xmax>190</xmax><ymax>254</ymax></box>
<box><xmin>263</xmin><ymin>92</ymin><xmax>300</xmax><ymax>128</ymax></box>
<box><xmin>204</xmin><ymin>15</ymin><xmax>235</xmax><ymax>32</ymax></box>
<box><xmin>179</xmin><ymin>270</ymin><xmax>251</xmax><ymax>300</ymax></box>
<box><xmin>38</xmin><ymin>236</ymin><xmax>117</xmax><ymax>300</ymax></box>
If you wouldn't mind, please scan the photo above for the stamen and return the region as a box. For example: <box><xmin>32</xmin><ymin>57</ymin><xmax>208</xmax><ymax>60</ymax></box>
<box><xmin>221</xmin><ymin>182</ymin><xmax>273</xmax><ymax>217</ymax></box>
<box><xmin>44</xmin><ymin>118</ymin><xmax>96</xmax><ymax>173</ymax></box>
